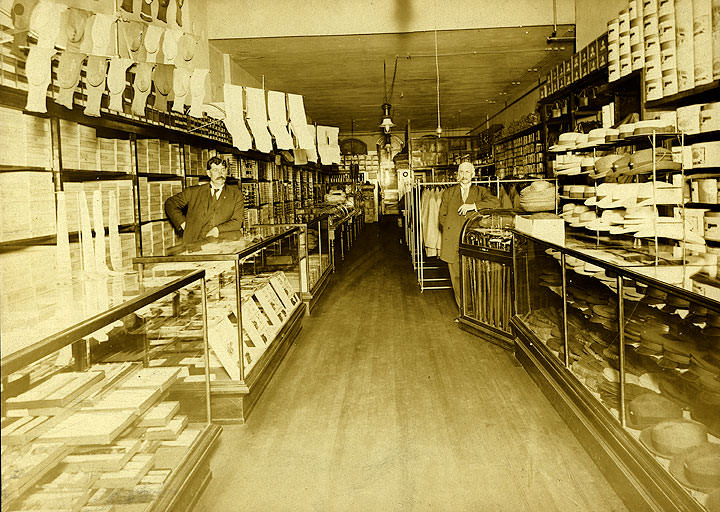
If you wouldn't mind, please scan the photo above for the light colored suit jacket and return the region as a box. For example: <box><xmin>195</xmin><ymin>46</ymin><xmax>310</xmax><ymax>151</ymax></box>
<box><xmin>438</xmin><ymin>184</ymin><xmax>500</xmax><ymax>263</ymax></box>
<box><xmin>165</xmin><ymin>183</ymin><xmax>245</xmax><ymax>242</ymax></box>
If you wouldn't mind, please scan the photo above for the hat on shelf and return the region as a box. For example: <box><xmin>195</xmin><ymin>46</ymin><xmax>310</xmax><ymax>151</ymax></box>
<box><xmin>549</xmin><ymin>132</ymin><xmax>585</xmax><ymax>152</ymax></box>
<box><xmin>633</xmin><ymin>119</ymin><xmax>675</xmax><ymax>136</ymax></box>
<box><xmin>577</xmin><ymin>128</ymin><xmax>610</xmax><ymax>149</ymax></box>
<box><xmin>640</xmin><ymin>419</ymin><xmax>708</xmax><ymax>458</ymax></box>
<box><xmin>627</xmin><ymin>147</ymin><xmax>682</xmax><ymax>175</ymax></box>
<box><xmin>604</xmin><ymin>128</ymin><xmax>621</xmax><ymax>143</ymax></box>
<box><xmin>519</xmin><ymin>181</ymin><xmax>557</xmax><ymax>212</ymax></box>
<box><xmin>618</xmin><ymin>123</ymin><xmax>637</xmax><ymax>138</ymax></box>
<box><xmin>626</xmin><ymin>392</ymin><xmax>683</xmax><ymax>429</ymax></box>
<box><xmin>668</xmin><ymin>444</ymin><xmax>720</xmax><ymax>492</ymax></box>
<box><xmin>588</xmin><ymin>154</ymin><xmax>626</xmax><ymax>180</ymax></box>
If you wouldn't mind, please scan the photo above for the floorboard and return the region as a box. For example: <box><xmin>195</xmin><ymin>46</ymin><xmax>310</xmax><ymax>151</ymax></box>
<box><xmin>196</xmin><ymin>220</ymin><xmax>629</xmax><ymax>512</ymax></box>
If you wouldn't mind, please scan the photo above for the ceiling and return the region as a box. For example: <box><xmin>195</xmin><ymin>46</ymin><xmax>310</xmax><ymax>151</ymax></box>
<box><xmin>210</xmin><ymin>24</ymin><xmax>575</xmax><ymax>137</ymax></box>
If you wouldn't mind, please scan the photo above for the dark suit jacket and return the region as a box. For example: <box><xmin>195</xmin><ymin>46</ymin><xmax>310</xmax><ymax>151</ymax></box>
<box><xmin>438</xmin><ymin>184</ymin><xmax>500</xmax><ymax>263</ymax></box>
<box><xmin>165</xmin><ymin>183</ymin><xmax>245</xmax><ymax>242</ymax></box>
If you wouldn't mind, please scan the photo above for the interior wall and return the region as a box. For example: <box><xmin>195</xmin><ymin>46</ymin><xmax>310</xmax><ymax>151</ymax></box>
<box><xmin>206</xmin><ymin>0</ymin><xmax>575</xmax><ymax>39</ymax></box>
<box><xmin>575</xmin><ymin>0</ymin><xmax>627</xmax><ymax>48</ymax></box>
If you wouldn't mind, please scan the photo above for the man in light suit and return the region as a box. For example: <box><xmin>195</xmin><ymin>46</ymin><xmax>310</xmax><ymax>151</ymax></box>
<box><xmin>165</xmin><ymin>156</ymin><xmax>245</xmax><ymax>243</ymax></box>
<box><xmin>439</xmin><ymin>161</ymin><xmax>500</xmax><ymax>310</ymax></box>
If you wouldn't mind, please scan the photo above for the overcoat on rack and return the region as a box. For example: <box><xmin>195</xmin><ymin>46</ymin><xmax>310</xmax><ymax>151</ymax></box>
<box><xmin>438</xmin><ymin>184</ymin><xmax>499</xmax><ymax>264</ymax></box>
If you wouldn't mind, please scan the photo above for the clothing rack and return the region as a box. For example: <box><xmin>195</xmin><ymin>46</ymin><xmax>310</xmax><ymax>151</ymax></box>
<box><xmin>404</xmin><ymin>178</ymin><xmax>557</xmax><ymax>292</ymax></box>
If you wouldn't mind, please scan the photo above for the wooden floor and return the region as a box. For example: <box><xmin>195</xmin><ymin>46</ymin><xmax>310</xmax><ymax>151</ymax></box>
<box><xmin>196</xmin><ymin>221</ymin><xmax>629</xmax><ymax>512</ymax></box>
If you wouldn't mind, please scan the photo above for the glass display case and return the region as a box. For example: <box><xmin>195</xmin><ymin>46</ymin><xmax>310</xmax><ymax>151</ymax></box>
<box><xmin>1</xmin><ymin>269</ymin><xmax>220</xmax><ymax>512</ymax></box>
<box><xmin>134</xmin><ymin>227</ymin><xmax>305</xmax><ymax>423</ymax></box>
<box><xmin>260</xmin><ymin>214</ymin><xmax>333</xmax><ymax>313</ymax></box>
<box><xmin>512</xmin><ymin>230</ymin><xmax>720</xmax><ymax>512</ymax></box>
<box><xmin>330</xmin><ymin>210</ymin><xmax>354</xmax><ymax>265</ymax></box>
<box><xmin>458</xmin><ymin>209</ymin><xmax>518</xmax><ymax>348</ymax></box>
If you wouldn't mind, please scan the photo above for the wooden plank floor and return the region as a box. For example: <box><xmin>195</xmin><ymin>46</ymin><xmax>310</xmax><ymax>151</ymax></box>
<box><xmin>196</xmin><ymin>221</ymin><xmax>629</xmax><ymax>512</ymax></box>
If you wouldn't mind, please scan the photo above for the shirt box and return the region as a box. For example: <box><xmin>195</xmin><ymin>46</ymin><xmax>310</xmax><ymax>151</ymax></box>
<box><xmin>514</xmin><ymin>216</ymin><xmax>565</xmax><ymax>246</ymax></box>
<box><xmin>588</xmin><ymin>40</ymin><xmax>599</xmax><ymax>72</ymax></box>
<box><xmin>597</xmin><ymin>34</ymin><xmax>609</xmax><ymax>67</ymax></box>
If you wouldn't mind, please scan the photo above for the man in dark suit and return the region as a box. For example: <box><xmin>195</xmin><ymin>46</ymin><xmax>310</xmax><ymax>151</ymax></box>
<box><xmin>165</xmin><ymin>156</ymin><xmax>245</xmax><ymax>242</ymax></box>
<box><xmin>439</xmin><ymin>161</ymin><xmax>500</xmax><ymax>310</ymax></box>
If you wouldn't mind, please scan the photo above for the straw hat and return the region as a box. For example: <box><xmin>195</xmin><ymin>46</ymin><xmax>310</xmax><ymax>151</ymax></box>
<box><xmin>640</xmin><ymin>419</ymin><xmax>708</xmax><ymax>458</ymax></box>
<box><xmin>669</xmin><ymin>444</ymin><xmax>720</xmax><ymax>492</ymax></box>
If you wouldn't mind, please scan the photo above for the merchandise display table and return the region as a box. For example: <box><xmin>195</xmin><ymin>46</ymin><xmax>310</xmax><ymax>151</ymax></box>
<box><xmin>1</xmin><ymin>269</ymin><xmax>221</xmax><ymax>512</ymax></box>
<box><xmin>135</xmin><ymin>227</ymin><xmax>306</xmax><ymax>423</ymax></box>
<box><xmin>512</xmin><ymin>230</ymin><xmax>720</xmax><ymax>512</ymax></box>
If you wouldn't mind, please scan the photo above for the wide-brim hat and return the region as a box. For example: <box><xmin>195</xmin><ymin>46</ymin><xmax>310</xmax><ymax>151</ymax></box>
<box><xmin>628</xmin><ymin>147</ymin><xmax>682</xmax><ymax>175</ymax></box>
<box><xmin>633</xmin><ymin>119</ymin><xmax>675</xmax><ymax>136</ymax></box>
<box><xmin>577</xmin><ymin>128</ymin><xmax>610</xmax><ymax>149</ymax></box>
<box><xmin>668</xmin><ymin>444</ymin><xmax>720</xmax><ymax>492</ymax></box>
<box><xmin>588</xmin><ymin>154</ymin><xmax>625</xmax><ymax>179</ymax></box>
<box><xmin>549</xmin><ymin>132</ymin><xmax>584</xmax><ymax>152</ymax></box>
<box><xmin>640</xmin><ymin>420</ymin><xmax>708</xmax><ymax>459</ymax></box>
<box><xmin>626</xmin><ymin>392</ymin><xmax>683</xmax><ymax>429</ymax></box>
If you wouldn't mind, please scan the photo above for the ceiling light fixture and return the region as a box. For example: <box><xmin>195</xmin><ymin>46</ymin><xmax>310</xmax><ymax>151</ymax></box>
<box><xmin>380</xmin><ymin>102</ymin><xmax>395</xmax><ymax>133</ymax></box>
<box><xmin>380</xmin><ymin>58</ymin><xmax>398</xmax><ymax>134</ymax></box>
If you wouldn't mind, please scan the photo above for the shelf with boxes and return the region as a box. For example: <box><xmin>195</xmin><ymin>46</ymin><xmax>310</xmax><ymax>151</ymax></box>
<box><xmin>606</xmin><ymin>0</ymin><xmax>718</xmax><ymax>103</ymax></box>
<box><xmin>1</xmin><ymin>268</ymin><xmax>221</xmax><ymax>512</ymax></box>
<box><xmin>493</xmin><ymin>123</ymin><xmax>545</xmax><ymax>179</ymax></box>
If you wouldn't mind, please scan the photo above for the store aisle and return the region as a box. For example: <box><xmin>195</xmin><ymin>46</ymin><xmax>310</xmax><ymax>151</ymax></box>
<box><xmin>196</xmin><ymin>221</ymin><xmax>628</xmax><ymax>512</ymax></box>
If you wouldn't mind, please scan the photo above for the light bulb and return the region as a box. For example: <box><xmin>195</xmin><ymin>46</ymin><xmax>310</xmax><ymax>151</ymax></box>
<box><xmin>435</xmin><ymin>126</ymin><xmax>443</xmax><ymax>136</ymax></box>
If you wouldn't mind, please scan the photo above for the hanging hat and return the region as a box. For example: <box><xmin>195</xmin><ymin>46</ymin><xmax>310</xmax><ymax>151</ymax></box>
<box><xmin>121</xmin><ymin>0</ymin><xmax>133</xmax><ymax>12</ymax></box>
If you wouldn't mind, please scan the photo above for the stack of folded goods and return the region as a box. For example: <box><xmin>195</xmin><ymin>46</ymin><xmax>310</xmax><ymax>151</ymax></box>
<box><xmin>554</xmin><ymin>153</ymin><xmax>583</xmax><ymax>175</ymax></box>
<box><xmin>519</xmin><ymin>180</ymin><xmax>557</xmax><ymax>212</ymax></box>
